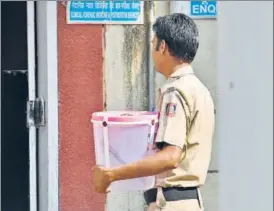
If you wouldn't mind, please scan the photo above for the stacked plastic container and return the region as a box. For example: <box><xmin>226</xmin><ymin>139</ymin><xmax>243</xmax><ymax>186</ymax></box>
<box><xmin>91</xmin><ymin>111</ymin><xmax>158</xmax><ymax>192</ymax></box>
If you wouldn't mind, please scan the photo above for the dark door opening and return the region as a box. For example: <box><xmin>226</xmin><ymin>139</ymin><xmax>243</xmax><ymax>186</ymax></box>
<box><xmin>1</xmin><ymin>2</ymin><xmax>31</xmax><ymax>211</ymax></box>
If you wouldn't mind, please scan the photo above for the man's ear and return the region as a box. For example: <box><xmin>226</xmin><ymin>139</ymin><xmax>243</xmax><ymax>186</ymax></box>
<box><xmin>159</xmin><ymin>40</ymin><xmax>167</xmax><ymax>55</ymax></box>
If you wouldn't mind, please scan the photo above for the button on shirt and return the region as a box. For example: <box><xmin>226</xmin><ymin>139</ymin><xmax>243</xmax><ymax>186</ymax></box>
<box><xmin>154</xmin><ymin>65</ymin><xmax>215</xmax><ymax>188</ymax></box>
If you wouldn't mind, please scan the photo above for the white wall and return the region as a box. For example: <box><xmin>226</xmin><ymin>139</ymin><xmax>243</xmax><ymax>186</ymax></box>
<box><xmin>218</xmin><ymin>2</ymin><xmax>273</xmax><ymax>211</ymax></box>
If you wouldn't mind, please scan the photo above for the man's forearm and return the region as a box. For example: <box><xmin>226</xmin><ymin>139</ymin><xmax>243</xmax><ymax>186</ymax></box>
<box><xmin>107</xmin><ymin>146</ymin><xmax>182</xmax><ymax>182</ymax></box>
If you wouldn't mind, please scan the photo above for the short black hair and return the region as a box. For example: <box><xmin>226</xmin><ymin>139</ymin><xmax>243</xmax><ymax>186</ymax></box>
<box><xmin>152</xmin><ymin>13</ymin><xmax>199</xmax><ymax>63</ymax></box>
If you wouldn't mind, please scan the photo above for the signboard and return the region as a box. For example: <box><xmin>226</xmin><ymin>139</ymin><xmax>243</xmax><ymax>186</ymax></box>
<box><xmin>190</xmin><ymin>1</ymin><xmax>217</xmax><ymax>19</ymax></box>
<box><xmin>66</xmin><ymin>1</ymin><xmax>144</xmax><ymax>24</ymax></box>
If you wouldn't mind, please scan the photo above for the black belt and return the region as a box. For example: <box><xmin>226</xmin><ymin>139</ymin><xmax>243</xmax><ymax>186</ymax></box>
<box><xmin>144</xmin><ymin>187</ymin><xmax>198</xmax><ymax>205</ymax></box>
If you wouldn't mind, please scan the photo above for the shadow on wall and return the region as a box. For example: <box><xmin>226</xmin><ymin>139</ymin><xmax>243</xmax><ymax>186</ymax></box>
<box><xmin>122</xmin><ymin>25</ymin><xmax>149</xmax><ymax>110</ymax></box>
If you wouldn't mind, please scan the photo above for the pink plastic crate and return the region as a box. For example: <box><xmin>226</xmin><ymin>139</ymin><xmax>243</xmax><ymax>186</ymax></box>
<box><xmin>91</xmin><ymin>111</ymin><xmax>159</xmax><ymax>192</ymax></box>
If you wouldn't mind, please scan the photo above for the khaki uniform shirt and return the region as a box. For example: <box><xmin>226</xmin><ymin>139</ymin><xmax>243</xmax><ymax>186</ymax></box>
<box><xmin>154</xmin><ymin>65</ymin><xmax>215</xmax><ymax>188</ymax></box>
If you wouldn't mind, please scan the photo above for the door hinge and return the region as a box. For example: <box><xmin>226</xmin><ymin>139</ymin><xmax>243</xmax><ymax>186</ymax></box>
<box><xmin>27</xmin><ymin>98</ymin><xmax>46</xmax><ymax>128</ymax></box>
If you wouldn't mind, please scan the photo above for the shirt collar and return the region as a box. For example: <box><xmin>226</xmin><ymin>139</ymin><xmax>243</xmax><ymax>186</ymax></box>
<box><xmin>169</xmin><ymin>65</ymin><xmax>194</xmax><ymax>79</ymax></box>
<box><xmin>160</xmin><ymin>65</ymin><xmax>194</xmax><ymax>94</ymax></box>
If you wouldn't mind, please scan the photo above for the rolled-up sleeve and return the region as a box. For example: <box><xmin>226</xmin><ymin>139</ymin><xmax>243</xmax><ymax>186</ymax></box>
<box><xmin>155</xmin><ymin>90</ymin><xmax>187</xmax><ymax>150</ymax></box>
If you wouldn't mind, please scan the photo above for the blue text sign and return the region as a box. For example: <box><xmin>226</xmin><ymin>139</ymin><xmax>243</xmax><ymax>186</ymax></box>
<box><xmin>67</xmin><ymin>1</ymin><xmax>144</xmax><ymax>24</ymax></box>
<box><xmin>190</xmin><ymin>1</ymin><xmax>217</xmax><ymax>19</ymax></box>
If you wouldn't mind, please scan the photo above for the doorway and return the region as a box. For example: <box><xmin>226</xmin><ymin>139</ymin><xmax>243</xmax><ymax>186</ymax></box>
<box><xmin>1</xmin><ymin>2</ymin><xmax>59</xmax><ymax>211</ymax></box>
<box><xmin>1</xmin><ymin>2</ymin><xmax>36</xmax><ymax>211</ymax></box>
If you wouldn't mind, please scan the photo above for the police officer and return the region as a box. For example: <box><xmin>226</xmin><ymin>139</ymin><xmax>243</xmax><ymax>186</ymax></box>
<box><xmin>92</xmin><ymin>13</ymin><xmax>215</xmax><ymax>211</ymax></box>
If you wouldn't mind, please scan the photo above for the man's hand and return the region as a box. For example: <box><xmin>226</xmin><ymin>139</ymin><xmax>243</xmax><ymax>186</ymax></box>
<box><xmin>92</xmin><ymin>165</ymin><xmax>112</xmax><ymax>193</ymax></box>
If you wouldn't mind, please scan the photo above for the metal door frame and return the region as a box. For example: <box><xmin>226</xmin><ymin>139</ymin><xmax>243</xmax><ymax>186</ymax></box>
<box><xmin>27</xmin><ymin>2</ymin><xmax>38</xmax><ymax>211</ymax></box>
<box><xmin>36</xmin><ymin>2</ymin><xmax>59</xmax><ymax>211</ymax></box>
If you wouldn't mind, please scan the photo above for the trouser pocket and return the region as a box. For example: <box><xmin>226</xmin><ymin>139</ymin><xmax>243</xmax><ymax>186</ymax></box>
<box><xmin>155</xmin><ymin>187</ymin><xmax>167</xmax><ymax>210</ymax></box>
